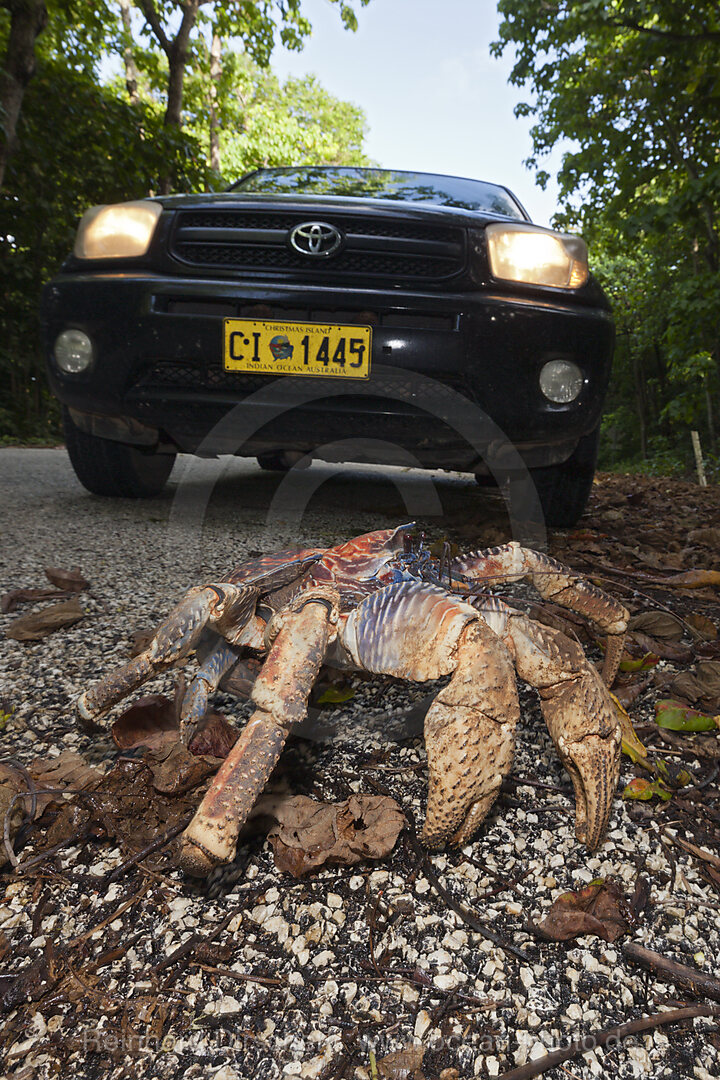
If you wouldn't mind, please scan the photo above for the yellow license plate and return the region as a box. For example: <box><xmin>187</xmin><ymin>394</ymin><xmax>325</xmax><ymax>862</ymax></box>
<box><xmin>223</xmin><ymin>319</ymin><xmax>372</xmax><ymax>378</ymax></box>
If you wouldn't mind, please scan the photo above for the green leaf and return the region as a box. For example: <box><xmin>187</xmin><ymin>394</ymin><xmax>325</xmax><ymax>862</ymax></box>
<box><xmin>317</xmin><ymin>686</ymin><xmax>356</xmax><ymax>705</ymax></box>
<box><xmin>655</xmin><ymin>699</ymin><xmax>719</xmax><ymax>732</ymax></box>
<box><xmin>622</xmin><ymin>777</ymin><xmax>673</xmax><ymax>802</ymax></box>
<box><xmin>619</xmin><ymin>653</ymin><xmax>659</xmax><ymax>673</ymax></box>
<box><xmin>610</xmin><ymin>692</ymin><xmax>649</xmax><ymax>765</ymax></box>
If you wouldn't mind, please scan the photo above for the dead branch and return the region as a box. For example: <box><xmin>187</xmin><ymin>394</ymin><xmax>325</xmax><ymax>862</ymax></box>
<box><xmin>497</xmin><ymin>1005</ymin><xmax>720</xmax><ymax>1080</ymax></box>
<box><xmin>622</xmin><ymin>941</ymin><xmax>720</xmax><ymax>1003</ymax></box>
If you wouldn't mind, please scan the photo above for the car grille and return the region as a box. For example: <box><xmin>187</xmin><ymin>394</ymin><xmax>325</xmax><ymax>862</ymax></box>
<box><xmin>169</xmin><ymin>210</ymin><xmax>467</xmax><ymax>282</ymax></box>
<box><xmin>131</xmin><ymin>361</ymin><xmax>468</xmax><ymax>409</ymax></box>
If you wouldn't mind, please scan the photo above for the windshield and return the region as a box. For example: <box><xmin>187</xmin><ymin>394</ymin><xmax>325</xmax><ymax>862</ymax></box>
<box><xmin>230</xmin><ymin>166</ymin><xmax>526</xmax><ymax>218</ymax></box>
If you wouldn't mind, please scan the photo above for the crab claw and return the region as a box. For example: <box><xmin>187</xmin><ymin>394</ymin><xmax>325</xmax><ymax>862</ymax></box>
<box><xmin>558</xmin><ymin>730</ymin><xmax>621</xmax><ymax>850</ymax></box>
<box><xmin>501</xmin><ymin>612</ymin><xmax>622</xmax><ymax>851</ymax></box>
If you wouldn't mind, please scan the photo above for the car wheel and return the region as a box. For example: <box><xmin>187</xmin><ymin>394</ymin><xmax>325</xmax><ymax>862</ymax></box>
<box><xmin>62</xmin><ymin>407</ymin><xmax>176</xmax><ymax>497</ymax></box>
<box><xmin>256</xmin><ymin>451</ymin><xmax>290</xmax><ymax>472</ymax></box>
<box><xmin>527</xmin><ymin>425</ymin><xmax>601</xmax><ymax>529</ymax></box>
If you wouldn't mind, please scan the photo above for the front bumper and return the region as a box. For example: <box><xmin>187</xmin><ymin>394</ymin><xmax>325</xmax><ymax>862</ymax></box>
<box><xmin>42</xmin><ymin>273</ymin><xmax>614</xmax><ymax>472</ymax></box>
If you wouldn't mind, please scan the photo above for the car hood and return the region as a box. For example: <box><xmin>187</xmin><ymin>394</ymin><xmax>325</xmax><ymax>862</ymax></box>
<box><xmin>154</xmin><ymin>191</ymin><xmax>527</xmax><ymax>228</ymax></box>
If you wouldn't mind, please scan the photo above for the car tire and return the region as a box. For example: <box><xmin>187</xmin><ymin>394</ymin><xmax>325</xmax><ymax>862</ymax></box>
<box><xmin>527</xmin><ymin>425</ymin><xmax>601</xmax><ymax>529</ymax></box>
<box><xmin>256</xmin><ymin>451</ymin><xmax>290</xmax><ymax>472</ymax></box>
<box><xmin>62</xmin><ymin>407</ymin><xmax>176</xmax><ymax>497</ymax></box>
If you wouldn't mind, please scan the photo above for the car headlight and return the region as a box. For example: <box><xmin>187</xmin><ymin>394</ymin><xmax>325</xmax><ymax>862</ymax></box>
<box><xmin>486</xmin><ymin>223</ymin><xmax>588</xmax><ymax>289</ymax></box>
<box><xmin>74</xmin><ymin>200</ymin><xmax>163</xmax><ymax>259</ymax></box>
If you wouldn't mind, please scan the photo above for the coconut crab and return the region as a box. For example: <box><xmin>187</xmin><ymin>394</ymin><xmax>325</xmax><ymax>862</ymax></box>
<box><xmin>77</xmin><ymin>525</ymin><xmax>628</xmax><ymax>876</ymax></box>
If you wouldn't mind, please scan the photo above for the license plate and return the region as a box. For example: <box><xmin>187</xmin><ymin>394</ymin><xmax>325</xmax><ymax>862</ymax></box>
<box><xmin>223</xmin><ymin>319</ymin><xmax>372</xmax><ymax>378</ymax></box>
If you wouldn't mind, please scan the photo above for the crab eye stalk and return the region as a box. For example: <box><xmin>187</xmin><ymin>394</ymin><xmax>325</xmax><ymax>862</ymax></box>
<box><xmin>74</xmin><ymin>200</ymin><xmax>163</xmax><ymax>259</ymax></box>
<box><xmin>486</xmin><ymin>223</ymin><xmax>588</xmax><ymax>289</ymax></box>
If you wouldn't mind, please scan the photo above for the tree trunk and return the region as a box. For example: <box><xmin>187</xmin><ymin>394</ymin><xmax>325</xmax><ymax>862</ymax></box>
<box><xmin>118</xmin><ymin>0</ymin><xmax>140</xmax><ymax>103</ymax></box>
<box><xmin>208</xmin><ymin>31</ymin><xmax>222</xmax><ymax>179</ymax></box>
<box><xmin>0</xmin><ymin>0</ymin><xmax>48</xmax><ymax>189</ymax></box>
<box><xmin>164</xmin><ymin>0</ymin><xmax>200</xmax><ymax>129</ymax></box>
<box><xmin>137</xmin><ymin>0</ymin><xmax>200</xmax><ymax>193</ymax></box>
<box><xmin>631</xmin><ymin>348</ymin><xmax>648</xmax><ymax>458</ymax></box>
<box><xmin>705</xmin><ymin>380</ymin><xmax>716</xmax><ymax>451</ymax></box>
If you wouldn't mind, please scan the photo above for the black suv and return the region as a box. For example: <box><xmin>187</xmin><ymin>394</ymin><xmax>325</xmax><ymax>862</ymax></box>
<box><xmin>41</xmin><ymin>166</ymin><xmax>613</xmax><ymax>526</ymax></box>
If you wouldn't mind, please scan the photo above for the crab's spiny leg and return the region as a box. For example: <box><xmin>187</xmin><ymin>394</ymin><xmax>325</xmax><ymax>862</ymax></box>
<box><xmin>476</xmin><ymin>597</ymin><xmax>621</xmax><ymax>850</ymax></box>
<box><xmin>421</xmin><ymin>618</ymin><xmax>519</xmax><ymax>848</ymax></box>
<box><xmin>453</xmin><ymin>543</ymin><xmax>629</xmax><ymax>686</ymax></box>
<box><xmin>179</xmin><ymin>587</ymin><xmax>340</xmax><ymax>876</ymax></box>
<box><xmin>76</xmin><ymin>583</ymin><xmax>256</xmax><ymax>724</ymax></box>
<box><xmin>178</xmin><ymin>640</ymin><xmax>243</xmax><ymax>744</ymax></box>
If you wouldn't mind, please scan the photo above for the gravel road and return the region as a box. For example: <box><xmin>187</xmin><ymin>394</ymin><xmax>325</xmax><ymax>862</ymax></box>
<box><xmin>1</xmin><ymin>448</ymin><xmax>718</xmax><ymax>1080</ymax></box>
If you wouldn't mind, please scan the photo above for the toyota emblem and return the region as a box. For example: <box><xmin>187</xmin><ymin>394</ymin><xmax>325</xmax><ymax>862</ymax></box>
<box><xmin>289</xmin><ymin>221</ymin><xmax>343</xmax><ymax>258</ymax></box>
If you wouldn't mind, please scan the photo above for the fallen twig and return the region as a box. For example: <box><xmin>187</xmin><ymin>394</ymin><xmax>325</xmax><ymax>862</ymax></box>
<box><xmin>192</xmin><ymin>962</ymin><xmax>287</xmax><ymax>986</ymax></box>
<box><xmin>68</xmin><ymin>880</ymin><xmax>151</xmax><ymax>947</ymax></box>
<box><xmin>498</xmin><ymin>1004</ymin><xmax>720</xmax><ymax>1079</ymax></box>
<box><xmin>406</xmin><ymin>829</ymin><xmax>532</xmax><ymax>963</ymax></box>
<box><xmin>671</xmin><ymin>835</ymin><xmax>720</xmax><ymax>872</ymax></box>
<box><xmin>104</xmin><ymin>813</ymin><xmax>193</xmax><ymax>883</ymax></box>
<box><xmin>622</xmin><ymin>941</ymin><xmax>720</xmax><ymax>1003</ymax></box>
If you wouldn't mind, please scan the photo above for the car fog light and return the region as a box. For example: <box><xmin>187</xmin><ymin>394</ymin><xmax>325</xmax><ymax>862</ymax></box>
<box><xmin>539</xmin><ymin>359</ymin><xmax>583</xmax><ymax>403</ymax></box>
<box><xmin>55</xmin><ymin>329</ymin><xmax>93</xmax><ymax>373</ymax></box>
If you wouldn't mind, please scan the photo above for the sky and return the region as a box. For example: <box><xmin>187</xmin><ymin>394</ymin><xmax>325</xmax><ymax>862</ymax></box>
<box><xmin>271</xmin><ymin>0</ymin><xmax>565</xmax><ymax>226</ymax></box>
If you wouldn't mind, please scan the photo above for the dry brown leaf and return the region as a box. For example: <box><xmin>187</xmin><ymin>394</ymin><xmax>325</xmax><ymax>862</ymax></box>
<box><xmin>0</xmin><ymin>587</ymin><xmax>69</xmax><ymax>614</ymax></box>
<box><xmin>151</xmin><ymin>745</ymin><xmax>217</xmax><ymax>795</ymax></box>
<box><xmin>686</xmin><ymin>613</ymin><xmax>718</xmax><ymax>642</ymax></box>
<box><xmin>537</xmin><ymin>879</ymin><xmax>633</xmax><ymax>943</ymax></box>
<box><xmin>612</xmin><ymin>676</ymin><xmax>653</xmax><ymax>708</ymax></box>
<box><xmin>628</xmin><ymin>611</ymin><xmax>684</xmax><ymax>641</ymax></box>
<box><xmin>67</xmin><ymin>758</ymin><xmax>202</xmax><ymax>853</ymax></box>
<box><xmin>0</xmin><ymin>751</ymin><xmax>104</xmax><ymax>866</ymax></box>
<box><xmin>687</xmin><ymin>527</ymin><xmax>720</xmax><ymax>549</ymax></box>
<box><xmin>251</xmin><ymin>793</ymin><xmax>405</xmax><ymax>876</ymax></box>
<box><xmin>111</xmin><ymin>693</ymin><xmax>237</xmax><ymax>763</ymax></box>
<box><xmin>626</xmin><ymin>630</ymin><xmax>691</xmax><ymax>663</ymax></box>
<box><xmin>187</xmin><ymin>711</ymin><xmax>238</xmax><ymax>758</ymax></box>
<box><xmin>670</xmin><ymin>660</ymin><xmax>720</xmax><ymax>712</ymax></box>
<box><xmin>111</xmin><ymin>694</ymin><xmax>179</xmax><ymax>753</ymax></box>
<box><xmin>44</xmin><ymin>566</ymin><xmax>90</xmax><ymax>592</ymax></box>
<box><xmin>6</xmin><ymin>598</ymin><xmax>86</xmax><ymax>641</ymax></box>
<box><xmin>657</xmin><ymin>569</ymin><xmax>720</xmax><ymax>589</ymax></box>
<box><xmin>29</xmin><ymin>751</ymin><xmax>104</xmax><ymax>803</ymax></box>
<box><xmin>0</xmin><ymin>767</ymin><xmax>27</xmax><ymax>859</ymax></box>
<box><xmin>129</xmin><ymin>627</ymin><xmax>156</xmax><ymax>657</ymax></box>
<box><xmin>377</xmin><ymin>1045</ymin><xmax>425</xmax><ymax>1080</ymax></box>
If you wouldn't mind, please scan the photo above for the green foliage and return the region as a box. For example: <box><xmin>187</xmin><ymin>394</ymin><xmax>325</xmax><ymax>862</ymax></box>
<box><xmin>493</xmin><ymin>2</ymin><xmax>720</xmax><ymax>476</ymax></box>
<box><xmin>0</xmin><ymin>60</ymin><xmax>206</xmax><ymax>439</ymax></box>
<box><xmin>126</xmin><ymin>0</ymin><xmax>370</xmax><ymax>127</ymax></box>
<box><xmin>179</xmin><ymin>51</ymin><xmax>371</xmax><ymax>181</ymax></box>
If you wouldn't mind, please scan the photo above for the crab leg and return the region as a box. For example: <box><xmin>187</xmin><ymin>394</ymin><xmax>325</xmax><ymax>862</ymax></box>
<box><xmin>339</xmin><ymin>581</ymin><xmax>520</xmax><ymax>849</ymax></box>
<box><xmin>76</xmin><ymin>582</ymin><xmax>256</xmax><ymax>724</ymax></box>
<box><xmin>178</xmin><ymin>640</ymin><xmax>243</xmax><ymax>743</ymax></box>
<box><xmin>179</xmin><ymin>587</ymin><xmax>340</xmax><ymax>876</ymax></box>
<box><xmin>453</xmin><ymin>543</ymin><xmax>629</xmax><ymax>686</ymax></box>
<box><xmin>477</xmin><ymin>597</ymin><xmax>621</xmax><ymax>850</ymax></box>
<box><xmin>421</xmin><ymin>618</ymin><xmax>520</xmax><ymax>848</ymax></box>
